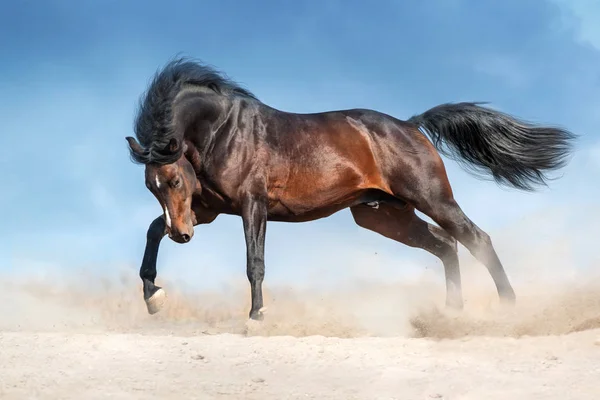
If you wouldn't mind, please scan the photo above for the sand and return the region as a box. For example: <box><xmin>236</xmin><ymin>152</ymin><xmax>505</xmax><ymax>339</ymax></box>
<box><xmin>1</xmin><ymin>269</ymin><xmax>600</xmax><ymax>399</ymax></box>
<box><xmin>1</xmin><ymin>329</ymin><xmax>599</xmax><ymax>400</ymax></box>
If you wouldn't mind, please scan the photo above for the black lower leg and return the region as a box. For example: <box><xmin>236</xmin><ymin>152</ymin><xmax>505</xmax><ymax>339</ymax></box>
<box><xmin>242</xmin><ymin>197</ymin><xmax>267</xmax><ymax>321</ymax></box>
<box><xmin>431</xmin><ymin>201</ymin><xmax>515</xmax><ymax>304</ymax></box>
<box><xmin>471</xmin><ymin>234</ymin><xmax>516</xmax><ymax>303</ymax></box>
<box><xmin>426</xmin><ymin>225</ymin><xmax>463</xmax><ymax>309</ymax></box>
<box><xmin>140</xmin><ymin>216</ymin><xmax>167</xmax><ymax>302</ymax></box>
<box><xmin>247</xmin><ymin>259</ymin><xmax>265</xmax><ymax>320</ymax></box>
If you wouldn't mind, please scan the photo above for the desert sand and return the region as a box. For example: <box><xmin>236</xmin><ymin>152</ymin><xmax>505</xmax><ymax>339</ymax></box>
<box><xmin>1</xmin><ymin>266</ymin><xmax>600</xmax><ymax>400</ymax></box>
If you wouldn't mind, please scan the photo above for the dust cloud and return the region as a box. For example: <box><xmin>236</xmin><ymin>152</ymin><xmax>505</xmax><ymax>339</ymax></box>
<box><xmin>3</xmin><ymin>207</ymin><xmax>600</xmax><ymax>339</ymax></box>
<box><xmin>2</xmin><ymin>261</ymin><xmax>600</xmax><ymax>339</ymax></box>
<box><xmin>3</xmin><ymin>213</ymin><xmax>600</xmax><ymax>399</ymax></box>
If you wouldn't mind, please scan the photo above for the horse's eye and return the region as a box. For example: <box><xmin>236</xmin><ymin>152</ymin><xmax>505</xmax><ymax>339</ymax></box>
<box><xmin>171</xmin><ymin>178</ymin><xmax>181</xmax><ymax>189</ymax></box>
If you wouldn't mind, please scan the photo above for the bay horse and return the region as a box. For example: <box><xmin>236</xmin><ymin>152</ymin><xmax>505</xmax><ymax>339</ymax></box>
<box><xmin>126</xmin><ymin>58</ymin><xmax>576</xmax><ymax>322</ymax></box>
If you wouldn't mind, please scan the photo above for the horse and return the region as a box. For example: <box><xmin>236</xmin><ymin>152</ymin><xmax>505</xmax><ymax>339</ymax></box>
<box><xmin>125</xmin><ymin>58</ymin><xmax>576</xmax><ymax>323</ymax></box>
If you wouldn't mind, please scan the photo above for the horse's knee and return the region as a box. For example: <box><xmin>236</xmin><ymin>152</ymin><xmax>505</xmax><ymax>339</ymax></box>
<box><xmin>147</xmin><ymin>216</ymin><xmax>167</xmax><ymax>241</ymax></box>
<box><xmin>469</xmin><ymin>230</ymin><xmax>496</xmax><ymax>261</ymax></box>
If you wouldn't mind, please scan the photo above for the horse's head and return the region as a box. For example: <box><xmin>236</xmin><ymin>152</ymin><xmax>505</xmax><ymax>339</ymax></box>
<box><xmin>126</xmin><ymin>136</ymin><xmax>199</xmax><ymax>244</ymax></box>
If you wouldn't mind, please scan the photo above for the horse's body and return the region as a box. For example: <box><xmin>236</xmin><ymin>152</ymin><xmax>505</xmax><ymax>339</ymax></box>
<box><xmin>126</xmin><ymin>59</ymin><xmax>576</xmax><ymax>321</ymax></box>
<box><xmin>191</xmin><ymin>106</ymin><xmax>436</xmax><ymax>222</ymax></box>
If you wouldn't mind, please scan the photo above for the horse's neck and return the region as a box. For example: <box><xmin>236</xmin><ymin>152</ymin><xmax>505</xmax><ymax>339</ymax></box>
<box><xmin>184</xmin><ymin>141</ymin><xmax>203</xmax><ymax>174</ymax></box>
<box><xmin>183</xmin><ymin>95</ymin><xmax>259</xmax><ymax>172</ymax></box>
<box><xmin>203</xmin><ymin>94</ymin><xmax>237</xmax><ymax>144</ymax></box>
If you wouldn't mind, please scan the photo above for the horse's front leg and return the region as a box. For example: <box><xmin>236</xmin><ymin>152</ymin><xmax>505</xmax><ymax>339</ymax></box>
<box><xmin>241</xmin><ymin>196</ymin><xmax>268</xmax><ymax>321</ymax></box>
<box><xmin>139</xmin><ymin>204</ymin><xmax>218</xmax><ymax>315</ymax></box>
<box><xmin>140</xmin><ymin>216</ymin><xmax>167</xmax><ymax>314</ymax></box>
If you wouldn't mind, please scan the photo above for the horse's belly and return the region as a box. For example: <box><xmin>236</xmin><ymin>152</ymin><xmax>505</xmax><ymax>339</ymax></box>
<box><xmin>266</xmin><ymin>198</ymin><xmax>355</xmax><ymax>222</ymax></box>
<box><xmin>267</xmin><ymin>184</ymin><xmax>380</xmax><ymax>222</ymax></box>
<box><xmin>266</xmin><ymin>155</ymin><xmax>387</xmax><ymax>221</ymax></box>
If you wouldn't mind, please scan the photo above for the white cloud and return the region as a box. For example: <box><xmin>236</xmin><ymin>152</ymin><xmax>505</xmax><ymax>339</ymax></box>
<box><xmin>585</xmin><ymin>141</ymin><xmax>600</xmax><ymax>170</ymax></box>
<box><xmin>473</xmin><ymin>54</ymin><xmax>531</xmax><ymax>88</ymax></box>
<box><xmin>550</xmin><ymin>0</ymin><xmax>600</xmax><ymax>49</ymax></box>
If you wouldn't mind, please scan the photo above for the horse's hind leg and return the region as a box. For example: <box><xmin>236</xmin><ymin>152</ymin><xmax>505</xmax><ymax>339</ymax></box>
<box><xmin>421</xmin><ymin>197</ymin><xmax>516</xmax><ymax>305</ymax></box>
<box><xmin>384</xmin><ymin>130</ymin><xmax>516</xmax><ymax>305</ymax></box>
<box><xmin>351</xmin><ymin>203</ymin><xmax>463</xmax><ymax>309</ymax></box>
<box><xmin>395</xmin><ymin>173</ymin><xmax>516</xmax><ymax>304</ymax></box>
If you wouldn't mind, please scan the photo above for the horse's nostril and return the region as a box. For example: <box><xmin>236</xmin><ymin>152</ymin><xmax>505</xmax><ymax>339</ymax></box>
<box><xmin>181</xmin><ymin>233</ymin><xmax>191</xmax><ymax>242</ymax></box>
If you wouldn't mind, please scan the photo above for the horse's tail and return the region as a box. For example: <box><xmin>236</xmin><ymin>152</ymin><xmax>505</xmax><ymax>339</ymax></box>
<box><xmin>408</xmin><ymin>102</ymin><xmax>577</xmax><ymax>191</ymax></box>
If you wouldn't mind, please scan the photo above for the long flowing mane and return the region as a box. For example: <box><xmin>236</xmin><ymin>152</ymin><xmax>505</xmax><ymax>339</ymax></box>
<box><xmin>130</xmin><ymin>57</ymin><xmax>257</xmax><ymax>164</ymax></box>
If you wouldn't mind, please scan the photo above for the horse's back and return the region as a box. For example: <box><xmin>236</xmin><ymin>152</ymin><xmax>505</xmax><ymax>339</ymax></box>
<box><xmin>281</xmin><ymin>107</ymin><xmax>439</xmax><ymax>176</ymax></box>
<box><xmin>266</xmin><ymin>107</ymin><xmax>424</xmax><ymax>152</ymax></box>
<box><xmin>261</xmin><ymin>107</ymin><xmax>437</xmax><ymax>209</ymax></box>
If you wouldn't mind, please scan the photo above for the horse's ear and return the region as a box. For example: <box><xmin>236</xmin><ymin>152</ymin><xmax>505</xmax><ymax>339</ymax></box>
<box><xmin>164</xmin><ymin>138</ymin><xmax>180</xmax><ymax>154</ymax></box>
<box><xmin>126</xmin><ymin>136</ymin><xmax>144</xmax><ymax>155</ymax></box>
<box><xmin>207</xmin><ymin>82</ymin><xmax>219</xmax><ymax>93</ymax></box>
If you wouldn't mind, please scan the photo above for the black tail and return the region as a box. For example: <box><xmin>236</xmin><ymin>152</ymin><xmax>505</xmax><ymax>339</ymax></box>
<box><xmin>408</xmin><ymin>102</ymin><xmax>577</xmax><ymax>191</ymax></box>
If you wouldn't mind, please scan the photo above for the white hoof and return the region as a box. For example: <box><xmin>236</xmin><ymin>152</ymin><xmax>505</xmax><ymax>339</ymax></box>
<box><xmin>145</xmin><ymin>288</ymin><xmax>166</xmax><ymax>315</ymax></box>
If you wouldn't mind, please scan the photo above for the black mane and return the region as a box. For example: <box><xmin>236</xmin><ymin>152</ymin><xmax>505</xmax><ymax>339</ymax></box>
<box><xmin>130</xmin><ymin>57</ymin><xmax>257</xmax><ymax>165</ymax></box>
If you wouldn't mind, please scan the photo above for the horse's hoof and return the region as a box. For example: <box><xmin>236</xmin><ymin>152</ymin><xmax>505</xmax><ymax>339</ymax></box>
<box><xmin>244</xmin><ymin>307</ymin><xmax>267</xmax><ymax>335</ymax></box>
<box><xmin>499</xmin><ymin>298</ymin><xmax>516</xmax><ymax>309</ymax></box>
<box><xmin>246</xmin><ymin>317</ymin><xmax>262</xmax><ymax>328</ymax></box>
<box><xmin>249</xmin><ymin>307</ymin><xmax>267</xmax><ymax>321</ymax></box>
<box><xmin>445</xmin><ymin>300</ymin><xmax>464</xmax><ymax>311</ymax></box>
<box><xmin>145</xmin><ymin>288</ymin><xmax>167</xmax><ymax>315</ymax></box>
<box><xmin>499</xmin><ymin>292</ymin><xmax>516</xmax><ymax>308</ymax></box>
<box><xmin>244</xmin><ymin>317</ymin><xmax>263</xmax><ymax>335</ymax></box>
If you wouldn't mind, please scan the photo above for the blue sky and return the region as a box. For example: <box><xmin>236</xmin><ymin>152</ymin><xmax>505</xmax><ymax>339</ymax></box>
<box><xmin>2</xmin><ymin>0</ymin><xmax>600</xmax><ymax>292</ymax></box>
